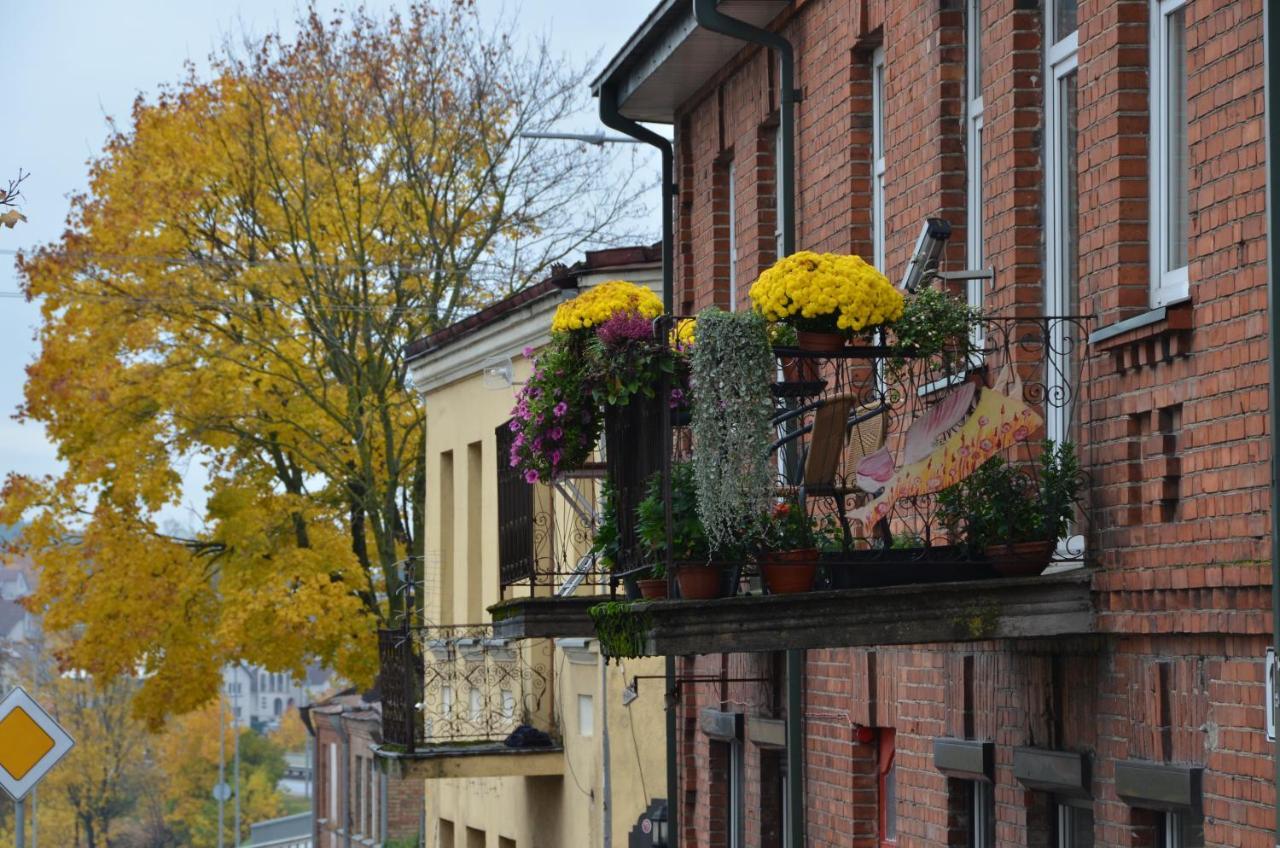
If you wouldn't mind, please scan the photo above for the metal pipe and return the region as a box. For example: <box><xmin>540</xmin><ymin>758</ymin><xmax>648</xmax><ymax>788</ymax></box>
<box><xmin>692</xmin><ymin>0</ymin><xmax>798</xmax><ymax>257</ymax></box>
<box><xmin>598</xmin><ymin>83</ymin><xmax>675</xmax><ymax>312</ymax></box>
<box><xmin>665</xmin><ymin>655</ymin><xmax>679</xmax><ymax>847</ymax></box>
<box><xmin>14</xmin><ymin>798</ymin><xmax>23</xmax><ymax>848</ymax></box>
<box><xmin>218</xmin><ymin>689</ymin><xmax>226</xmax><ymax>848</ymax></box>
<box><xmin>1263</xmin><ymin>0</ymin><xmax>1280</xmax><ymax>841</ymax></box>
<box><xmin>601</xmin><ymin>653</ymin><xmax>612</xmax><ymax>848</ymax></box>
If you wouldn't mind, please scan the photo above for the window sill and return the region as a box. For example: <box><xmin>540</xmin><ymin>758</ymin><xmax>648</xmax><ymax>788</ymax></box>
<box><xmin>1088</xmin><ymin>301</ymin><xmax>1192</xmax><ymax>372</ymax></box>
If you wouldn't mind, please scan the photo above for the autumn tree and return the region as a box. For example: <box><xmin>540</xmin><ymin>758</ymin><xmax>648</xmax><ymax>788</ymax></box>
<box><xmin>4</xmin><ymin>1</ymin><xmax>648</xmax><ymax>722</ymax></box>
<box><xmin>0</xmin><ymin>169</ymin><xmax>27</xmax><ymax>228</ymax></box>
<box><xmin>155</xmin><ymin>701</ymin><xmax>287</xmax><ymax>848</ymax></box>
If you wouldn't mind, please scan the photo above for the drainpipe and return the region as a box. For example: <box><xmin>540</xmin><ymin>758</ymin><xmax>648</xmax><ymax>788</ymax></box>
<box><xmin>690</xmin><ymin>7</ymin><xmax>803</xmax><ymax>846</ymax></box>
<box><xmin>598</xmin><ymin>79</ymin><xmax>681</xmax><ymax>846</ymax></box>
<box><xmin>598</xmin><ymin>82</ymin><xmax>675</xmax><ymax>312</ymax></box>
<box><xmin>1264</xmin><ymin>1</ymin><xmax>1280</xmax><ymax>842</ymax></box>
<box><xmin>692</xmin><ymin>0</ymin><xmax>798</xmax><ymax>258</ymax></box>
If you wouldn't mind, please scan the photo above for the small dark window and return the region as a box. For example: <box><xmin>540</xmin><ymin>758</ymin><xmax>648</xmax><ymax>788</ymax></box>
<box><xmin>879</xmin><ymin>729</ymin><xmax>897</xmax><ymax>845</ymax></box>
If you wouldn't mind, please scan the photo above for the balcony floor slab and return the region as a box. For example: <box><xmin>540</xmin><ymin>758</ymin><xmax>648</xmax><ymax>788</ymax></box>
<box><xmin>372</xmin><ymin>742</ymin><xmax>565</xmax><ymax>780</ymax></box>
<box><xmin>490</xmin><ymin>594</ymin><xmax>604</xmax><ymax>640</ymax></box>
<box><xmin>627</xmin><ymin>570</ymin><xmax>1096</xmax><ymax>656</ymax></box>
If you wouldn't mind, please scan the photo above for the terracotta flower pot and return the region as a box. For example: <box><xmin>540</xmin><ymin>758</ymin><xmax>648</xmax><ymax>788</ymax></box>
<box><xmin>674</xmin><ymin>562</ymin><xmax>725</xmax><ymax>600</ymax></box>
<box><xmin>759</xmin><ymin>548</ymin><xmax>820</xmax><ymax>594</ymax></box>
<box><xmin>984</xmin><ymin>539</ymin><xmax>1054</xmax><ymax>577</ymax></box>
<box><xmin>785</xmin><ymin>330</ymin><xmax>846</xmax><ymax>383</ymax></box>
<box><xmin>636</xmin><ymin>578</ymin><xmax>669</xmax><ymax>599</ymax></box>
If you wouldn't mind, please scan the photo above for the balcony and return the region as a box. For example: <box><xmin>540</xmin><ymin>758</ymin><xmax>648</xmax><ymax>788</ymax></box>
<box><xmin>374</xmin><ymin>625</ymin><xmax>564</xmax><ymax>779</ymax></box>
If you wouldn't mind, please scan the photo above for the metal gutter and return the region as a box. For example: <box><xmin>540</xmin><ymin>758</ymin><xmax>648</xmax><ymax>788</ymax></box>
<box><xmin>686</xmin><ymin>5</ymin><xmax>800</xmax><ymax>843</ymax></box>
<box><xmin>1263</xmin><ymin>1</ymin><xmax>1280</xmax><ymax>841</ymax></box>
<box><xmin>599</xmin><ymin>84</ymin><xmax>675</xmax><ymax>311</ymax></box>
<box><xmin>692</xmin><ymin>0</ymin><xmax>797</xmax><ymax>257</ymax></box>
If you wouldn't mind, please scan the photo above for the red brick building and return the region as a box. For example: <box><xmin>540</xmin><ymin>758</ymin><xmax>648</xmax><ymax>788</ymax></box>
<box><xmin>307</xmin><ymin>692</ymin><xmax>425</xmax><ymax>847</ymax></box>
<box><xmin>588</xmin><ymin>0</ymin><xmax>1274</xmax><ymax>845</ymax></box>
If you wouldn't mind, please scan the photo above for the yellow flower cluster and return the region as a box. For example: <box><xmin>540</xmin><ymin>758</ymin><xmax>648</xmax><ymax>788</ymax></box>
<box><xmin>748</xmin><ymin>251</ymin><xmax>904</xmax><ymax>332</ymax></box>
<box><xmin>674</xmin><ymin>318</ymin><xmax>696</xmax><ymax>347</ymax></box>
<box><xmin>551</xmin><ymin>280</ymin><xmax>664</xmax><ymax>333</ymax></box>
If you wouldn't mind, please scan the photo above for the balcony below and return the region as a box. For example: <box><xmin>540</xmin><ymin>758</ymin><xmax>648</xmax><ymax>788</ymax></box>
<box><xmin>375</xmin><ymin>626</ymin><xmax>564</xmax><ymax>779</ymax></box>
<box><xmin>595</xmin><ymin>570</ymin><xmax>1095</xmax><ymax>657</ymax></box>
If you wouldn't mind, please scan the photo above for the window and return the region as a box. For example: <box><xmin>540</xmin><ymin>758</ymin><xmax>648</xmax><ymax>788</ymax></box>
<box><xmin>878</xmin><ymin>729</ymin><xmax>897</xmax><ymax>845</ymax></box>
<box><xmin>970</xmin><ymin>781</ymin><xmax>995</xmax><ymax>848</ymax></box>
<box><xmin>354</xmin><ymin>755</ymin><xmax>364</xmax><ymax>834</ymax></box>
<box><xmin>369</xmin><ymin>762</ymin><xmax>379</xmax><ymax>842</ymax></box>
<box><xmin>328</xmin><ymin>742</ymin><xmax>338</xmax><ymax>820</ymax></box>
<box><xmin>966</xmin><ymin>0</ymin><xmax>985</xmax><ymax>312</ymax></box>
<box><xmin>728</xmin><ymin>158</ymin><xmax>738</xmax><ymax>310</ymax></box>
<box><xmin>440</xmin><ymin>819</ymin><xmax>455</xmax><ymax>848</ymax></box>
<box><xmin>577</xmin><ymin>693</ymin><xmax>594</xmax><ymax>737</ymax></box>
<box><xmin>1045</xmin><ymin>0</ymin><xmax>1080</xmax><ymax>447</ymax></box>
<box><xmin>1057</xmin><ymin>802</ymin><xmax>1094</xmax><ymax>848</ymax></box>
<box><xmin>466</xmin><ymin>826</ymin><xmax>486</xmax><ymax>848</ymax></box>
<box><xmin>1158</xmin><ymin>810</ymin><xmax>1205</xmax><ymax>848</ymax></box>
<box><xmin>872</xmin><ymin>46</ymin><xmax>886</xmax><ymax>275</ymax></box>
<box><xmin>775</xmin><ymin>125</ymin><xmax>786</xmax><ymax>258</ymax></box>
<box><xmin>729</xmin><ymin>740</ymin><xmax>745</xmax><ymax>848</ymax></box>
<box><xmin>1150</xmin><ymin>0</ymin><xmax>1190</xmax><ymax>305</ymax></box>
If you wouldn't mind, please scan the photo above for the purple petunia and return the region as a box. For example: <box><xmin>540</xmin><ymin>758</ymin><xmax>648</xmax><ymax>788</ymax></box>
<box><xmin>554</xmin><ymin>401</ymin><xmax>568</xmax><ymax>417</ymax></box>
<box><xmin>548</xmin><ymin>427</ymin><xmax>564</xmax><ymax>441</ymax></box>
<box><xmin>524</xmin><ymin>469</ymin><xmax>540</xmax><ymax>484</ymax></box>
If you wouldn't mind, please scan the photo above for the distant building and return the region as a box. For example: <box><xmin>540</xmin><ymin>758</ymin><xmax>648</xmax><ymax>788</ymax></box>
<box><xmin>223</xmin><ymin>663</ymin><xmax>333</xmax><ymax>733</ymax></box>
<box><xmin>306</xmin><ymin>689</ymin><xmax>425</xmax><ymax>848</ymax></box>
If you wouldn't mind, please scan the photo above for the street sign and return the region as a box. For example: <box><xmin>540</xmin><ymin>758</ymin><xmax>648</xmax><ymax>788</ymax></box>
<box><xmin>0</xmin><ymin>686</ymin><xmax>75</xmax><ymax>800</ymax></box>
<box><xmin>212</xmin><ymin>781</ymin><xmax>232</xmax><ymax>802</ymax></box>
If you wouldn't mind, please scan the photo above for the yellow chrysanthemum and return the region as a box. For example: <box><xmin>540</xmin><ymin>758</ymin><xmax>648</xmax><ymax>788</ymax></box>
<box><xmin>748</xmin><ymin>251</ymin><xmax>903</xmax><ymax>333</ymax></box>
<box><xmin>550</xmin><ymin>280</ymin><xmax>663</xmax><ymax>334</ymax></box>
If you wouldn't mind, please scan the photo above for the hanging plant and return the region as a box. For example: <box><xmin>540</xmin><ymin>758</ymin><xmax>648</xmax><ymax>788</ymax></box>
<box><xmin>689</xmin><ymin>308</ymin><xmax>776</xmax><ymax>554</ymax></box>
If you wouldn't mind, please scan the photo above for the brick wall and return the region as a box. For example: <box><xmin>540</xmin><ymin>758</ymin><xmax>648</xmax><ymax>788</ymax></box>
<box><xmin>665</xmin><ymin>0</ymin><xmax>1274</xmax><ymax>844</ymax></box>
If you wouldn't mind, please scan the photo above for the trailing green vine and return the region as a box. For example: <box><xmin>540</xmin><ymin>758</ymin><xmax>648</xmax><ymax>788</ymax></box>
<box><xmin>589</xmin><ymin>601</ymin><xmax>653</xmax><ymax>659</ymax></box>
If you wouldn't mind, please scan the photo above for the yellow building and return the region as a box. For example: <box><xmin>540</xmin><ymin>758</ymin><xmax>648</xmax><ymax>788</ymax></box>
<box><xmin>397</xmin><ymin>246</ymin><xmax>669</xmax><ymax>848</ymax></box>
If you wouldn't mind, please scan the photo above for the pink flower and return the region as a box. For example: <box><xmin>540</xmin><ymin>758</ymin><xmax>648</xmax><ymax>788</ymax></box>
<box><xmin>523</xmin><ymin>346</ymin><xmax>535</xmax><ymax>358</ymax></box>
<box><xmin>1013</xmin><ymin>426</ymin><xmax>1030</xmax><ymax>441</ymax></box>
<box><xmin>554</xmin><ymin>402</ymin><xmax>568</xmax><ymax>417</ymax></box>
<box><xmin>524</xmin><ymin>469</ymin><xmax>540</xmax><ymax>484</ymax></box>
<box><xmin>551</xmin><ymin>449</ymin><xmax>562</xmax><ymax>465</ymax></box>
<box><xmin>513</xmin><ymin>433</ymin><xmax>525</xmax><ymax>447</ymax></box>
<box><xmin>549</xmin><ymin>427</ymin><xmax>564</xmax><ymax>441</ymax></box>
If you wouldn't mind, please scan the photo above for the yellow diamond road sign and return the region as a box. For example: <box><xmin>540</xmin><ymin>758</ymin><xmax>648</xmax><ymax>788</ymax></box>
<box><xmin>0</xmin><ymin>686</ymin><xmax>74</xmax><ymax>800</ymax></box>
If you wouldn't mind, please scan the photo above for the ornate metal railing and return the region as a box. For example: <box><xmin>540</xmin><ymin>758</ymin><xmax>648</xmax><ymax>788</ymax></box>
<box><xmin>661</xmin><ymin>313</ymin><xmax>1093</xmax><ymax>586</ymax></box>
<box><xmin>379</xmin><ymin>625</ymin><xmax>554</xmax><ymax>749</ymax></box>
<box><xmin>495</xmin><ymin>470</ymin><xmax>606</xmax><ymax>595</ymax></box>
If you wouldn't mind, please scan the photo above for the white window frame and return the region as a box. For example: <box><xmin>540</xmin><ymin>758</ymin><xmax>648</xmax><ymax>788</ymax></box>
<box><xmin>577</xmin><ymin>693</ymin><xmax>594</xmax><ymax>737</ymax></box>
<box><xmin>872</xmin><ymin>46</ymin><xmax>887</xmax><ymax>275</ymax></box>
<box><xmin>966</xmin><ymin>0</ymin><xmax>985</xmax><ymax>314</ymax></box>
<box><xmin>729</xmin><ymin>740</ymin><xmax>745</xmax><ymax>848</ymax></box>
<box><xmin>971</xmin><ymin>781</ymin><xmax>995</xmax><ymax>848</ymax></box>
<box><xmin>775</xmin><ymin>125</ymin><xmax>785</xmax><ymax>259</ymax></box>
<box><xmin>1045</xmin><ymin>2</ymin><xmax>1079</xmax><ymax>449</ymax></box>
<box><xmin>1150</xmin><ymin>0</ymin><xmax>1190</xmax><ymax>306</ymax></box>
<box><xmin>728</xmin><ymin>159</ymin><xmax>738</xmax><ymax>310</ymax></box>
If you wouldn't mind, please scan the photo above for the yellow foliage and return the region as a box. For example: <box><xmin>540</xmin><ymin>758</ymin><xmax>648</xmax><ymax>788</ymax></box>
<box><xmin>748</xmin><ymin>251</ymin><xmax>904</xmax><ymax>332</ymax></box>
<box><xmin>1</xmin><ymin>2</ymin><xmax>630</xmax><ymax>724</ymax></box>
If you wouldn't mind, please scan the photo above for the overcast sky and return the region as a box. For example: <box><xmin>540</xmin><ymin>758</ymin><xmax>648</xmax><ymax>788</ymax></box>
<box><xmin>1</xmin><ymin>0</ymin><xmax>659</xmax><ymax>523</ymax></box>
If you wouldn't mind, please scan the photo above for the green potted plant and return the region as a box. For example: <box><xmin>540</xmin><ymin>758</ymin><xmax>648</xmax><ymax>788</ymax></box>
<box><xmin>690</xmin><ymin>308</ymin><xmax>775</xmax><ymax>568</ymax></box>
<box><xmin>754</xmin><ymin>499</ymin><xmax>838</xmax><ymax>594</ymax></box>
<box><xmin>936</xmin><ymin>440</ymin><xmax>1080</xmax><ymax>576</ymax></box>
<box><xmin>635</xmin><ymin>463</ymin><xmax>740</xmax><ymax>599</ymax></box>
<box><xmin>887</xmin><ymin>285</ymin><xmax>983</xmax><ymax>380</ymax></box>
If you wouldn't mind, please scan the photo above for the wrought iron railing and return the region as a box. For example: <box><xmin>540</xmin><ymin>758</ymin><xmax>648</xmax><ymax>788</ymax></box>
<box><xmin>378</xmin><ymin>625</ymin><xmax>554</xmax><ymax>749</ymax></box>
<box><xmin>497</xmin><ymin>412</ymin><xmax>639</xmax><ymax>595</ymax></box>
<box><xmin>660</xmin><ymin>314</ymin><xmax>1093</xmax><ymax>586</ymax></box>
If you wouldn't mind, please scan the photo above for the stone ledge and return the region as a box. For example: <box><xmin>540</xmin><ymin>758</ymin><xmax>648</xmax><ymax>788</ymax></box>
<box><xmin>489</xmin><ymin>595</ymin><xmax>604</xmax><ymax>640</ymax></box>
